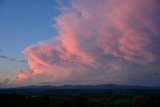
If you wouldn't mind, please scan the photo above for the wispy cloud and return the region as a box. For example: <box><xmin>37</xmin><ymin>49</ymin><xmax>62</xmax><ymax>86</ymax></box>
<box><xmin>0</xmin><ymin>49</ymin><xmax>3</xmax><ymax>52</ymax></box>
<box><xmin>0</xmin><ymin>49</ymin><xmax>26</xmax><ymax>63</ymax></box>
<box><xmin>0</xmin><ymin>55</ymin><xmax>8</xmax><ymax>59</ymax></box>
<box><xmin>0</xmin><ymin>55</ymin><xmax>26</xmax><ymax>63</ymax></box>
<box><xmin>19</xmin><ymin>60</ymin><xmax>26</xmax><ymax>63</ymax></box>
<box><xmin>11</xmin><ymin>0</ymin><xmax>160</xmax><ymax>86</ymax></box>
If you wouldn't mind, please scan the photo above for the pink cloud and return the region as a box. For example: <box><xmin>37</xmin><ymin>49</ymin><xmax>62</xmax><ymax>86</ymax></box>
<box><xmin>14</xmin><ymin>70</ymin><xmax>31</xmax><ymax>81</ymax></box>
<box><xmin>12</xmin><ymin>0</ymin><xmax>160</xmax><ymax>86</ymax></box>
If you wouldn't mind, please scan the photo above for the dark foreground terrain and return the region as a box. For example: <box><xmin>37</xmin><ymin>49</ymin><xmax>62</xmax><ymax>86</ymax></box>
<box><xmin>0</xmin><ymin>86</ymin><xmax>160</xmax><ymax>107</ymax></box>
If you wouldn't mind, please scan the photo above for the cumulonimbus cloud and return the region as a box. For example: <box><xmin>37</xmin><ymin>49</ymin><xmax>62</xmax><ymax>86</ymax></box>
<box><xmin>11</xmin><ymin>0</ymin><xmax>160</xmax><ymax>86</ymax></box>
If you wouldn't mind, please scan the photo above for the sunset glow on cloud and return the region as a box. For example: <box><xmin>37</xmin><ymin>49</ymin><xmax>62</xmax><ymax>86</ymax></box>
<box><xmin>11</xmin><ymin>0</ymin><xmax>160</xmax><ymax>86</ymax></box>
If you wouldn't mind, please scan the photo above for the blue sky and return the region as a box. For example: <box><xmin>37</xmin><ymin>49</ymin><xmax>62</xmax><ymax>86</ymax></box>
<box><xmin>0</xmin><ymin>0</ymin><xmax>59</xmax><ymax>80</ymax></box>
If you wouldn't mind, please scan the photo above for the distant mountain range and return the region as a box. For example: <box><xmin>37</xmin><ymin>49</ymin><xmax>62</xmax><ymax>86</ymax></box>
<box><xmin>20</xmin><ymin>84</ymin><xmax>160</xmax><ymax>89</ymax></box>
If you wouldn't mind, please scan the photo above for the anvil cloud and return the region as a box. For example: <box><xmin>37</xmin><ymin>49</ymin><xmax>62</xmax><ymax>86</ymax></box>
<box><xmin>11</xmin><ymin>0</ymin><xmax>160</xmax><ymax>86</ymax></box>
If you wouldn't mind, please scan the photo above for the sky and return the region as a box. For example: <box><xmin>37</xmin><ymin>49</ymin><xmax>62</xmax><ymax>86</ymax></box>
<box><xmin>0</xmin><ymin>0</ymin><xmax>160</xmax><ymax>87</ymax></box>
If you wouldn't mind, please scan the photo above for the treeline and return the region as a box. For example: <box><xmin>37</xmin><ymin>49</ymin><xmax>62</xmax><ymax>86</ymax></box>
<box><xmin>0</xmin><ymin>89</ymin><xmax>160</xmax><ymax>107</ymax></box>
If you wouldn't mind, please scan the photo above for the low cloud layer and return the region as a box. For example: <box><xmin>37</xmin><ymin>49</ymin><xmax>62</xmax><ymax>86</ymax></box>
<box><xmin>0</xmin><ymin>79</ymin><xmax>9</xmax><ymax>87</ymax></box>
<box><xmin>11</xmin><ymin>0</ymin><xmax>160</xmax><ymax>86</ymax></box>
